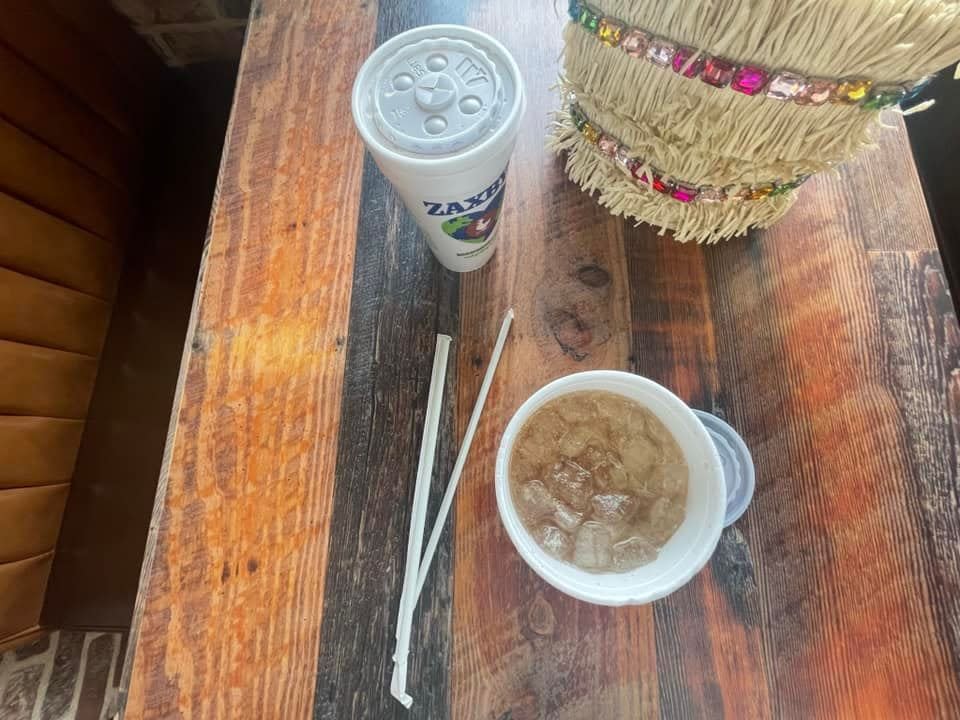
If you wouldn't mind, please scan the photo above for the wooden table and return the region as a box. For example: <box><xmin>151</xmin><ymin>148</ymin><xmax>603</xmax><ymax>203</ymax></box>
<box><xmin>120</xmin><ymin>1</ymin><xmax>960</xmax><ymax>717</ymax></box>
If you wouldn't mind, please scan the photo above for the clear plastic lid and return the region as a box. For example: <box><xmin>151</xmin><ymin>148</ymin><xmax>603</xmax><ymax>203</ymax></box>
<box><xmin>693</xmin><ymin>410</ymin><xmax>756</xmax><ymax>527</ymax></box>
<box><xmin>355</xmin><ymin>26</ymin><xmax>521</xmax><ymax>159</ymax></box>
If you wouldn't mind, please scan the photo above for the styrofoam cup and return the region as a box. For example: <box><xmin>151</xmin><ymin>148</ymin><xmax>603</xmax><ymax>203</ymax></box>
<box><xmin>352</xmin><ymin>25</ymin><xmax>526</xmax><ymax>272</ymax></box>
<box><xmin>495</xmin><ymin>371</ymin><xmax>726</xmax><ymax>606</ymax></box>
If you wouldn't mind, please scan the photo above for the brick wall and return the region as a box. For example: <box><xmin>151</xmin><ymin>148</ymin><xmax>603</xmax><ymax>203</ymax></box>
<box><xmin>111</xmin><ymin>0</ymin><xmax>251</xmax><ymax>66</ymax></box>
<box><xmin>0</xmin><ymin>632</ymin><xmax>122</xmax><ymax>720</ymax></box>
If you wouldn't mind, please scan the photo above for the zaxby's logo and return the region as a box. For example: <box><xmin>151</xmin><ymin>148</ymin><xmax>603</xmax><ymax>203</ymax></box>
<box><xmin>423</xmin><ymin>170</ymin><xmax>507</xmax><ymax>244</ymax></box>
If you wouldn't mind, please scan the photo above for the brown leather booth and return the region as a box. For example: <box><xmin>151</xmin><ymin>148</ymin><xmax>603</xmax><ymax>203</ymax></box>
<box><xmin>0</xmin><ymin>1</ymin><xmax>155</xmax><ymax>648</ymax></box>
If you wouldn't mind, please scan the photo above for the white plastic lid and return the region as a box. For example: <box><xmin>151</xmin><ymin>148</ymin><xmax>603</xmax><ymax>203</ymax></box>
<box><xmin>693</xmin><ymin>410</ymin><xmax>755</xmax><ymax>527</ymax></box>
<box><xmin>353</xmin><ymin>25</ymin><xmax>523</xmax><ymax>163</ymax></box>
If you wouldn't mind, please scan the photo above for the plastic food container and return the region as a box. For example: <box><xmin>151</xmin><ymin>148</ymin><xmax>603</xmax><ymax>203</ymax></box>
<box><xmin>495</xmin><ymin>371</ymin><xmax>727</xmax><ymax>606</ymax></box>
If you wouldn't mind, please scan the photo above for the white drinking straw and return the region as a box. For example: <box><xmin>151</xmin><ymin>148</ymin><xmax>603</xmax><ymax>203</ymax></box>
<box><xmin>390</xmin><ymin>334</ymin><xmax>451</xmax><ymax>708</ymax></box>
<box><xmin>414</xmin><ymin>308</ymin><xmax>514</xmax><ymax>599</ymax></box>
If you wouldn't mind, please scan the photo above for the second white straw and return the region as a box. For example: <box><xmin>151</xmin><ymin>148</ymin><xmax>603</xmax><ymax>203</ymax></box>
<box><xmin>414</xmin><ymin>308</ymin><xmax>514</xmax><ymax>599</ymax></box>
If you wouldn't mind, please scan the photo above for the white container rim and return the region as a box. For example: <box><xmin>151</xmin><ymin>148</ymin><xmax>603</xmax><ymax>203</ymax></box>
<box><xmin>494</xmin><ymin>370</ymin><xmax>726</xmax><ymax>606</ymax></box>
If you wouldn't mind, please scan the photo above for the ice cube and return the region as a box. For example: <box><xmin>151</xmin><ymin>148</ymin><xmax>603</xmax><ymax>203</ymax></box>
<box><xmin>555</xmin><ymin>395</ymin><xmax>597</xmax><ymax>424</ymax></box>
<box><xmin>573</xmin><ymin>521</ymin><xmax>613</xmax><ymax>570</ymax></box>
<box><xmin>558</xmin><ymin>424</ymin><xmax>594</xmax><ymax>458</ymax></box>
<box><xmin>647</xmin><ymin>496</ymin><xmax>685</xmax><ymax>543</ymax></box>
<box><xmin>533</xmin><ymin>409</ymin><xmax>567</xmax><ymax>445</ymax></box>
<box><xmin>576</xmin><ymin>447</ymin><xmax>626</xmax><ymax>491</ymax></box>
<box><xmin>546</xmin><ymin>461</ymin><xmax>593</xmax><ymax>511</ymax></box>
<box><xmin>577</xmin><ymin>445</ymin><xmax>608</xmax><ymax>471</ymax></box>
<box><xmin>553</xmin><ymin>501</ymin><xmax>584</xmax><ymax>532</ymax></box>
<box><xmin>518</xmin><ymin>480</ymin><xmax>556</xmax><ymax>519</ymax></box>
<box><xmin>591</xmin><ymin>493</ymin><xmax>639</xmax><ymax>523</ymax></box>
<box><xmin>612</xmin><ymin>536</ymin><xmax>658</xmax><ymax>570</ymax></box>
<box><xmin>620</xmin><ymin>434</ymin><xmax>662</xmax><ymax>469</ymax></box>
<box><xmin>535</xmin><ymin>525</ymin><xmax>572</xmax><ymax>560</ymax></box>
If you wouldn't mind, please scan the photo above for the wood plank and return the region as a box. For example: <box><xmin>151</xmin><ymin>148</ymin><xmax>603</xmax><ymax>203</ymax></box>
<box><xmin>0</xmin><ymin>42</ymin><xmax>140</xmax><ymax>191</ymax></box>
<box><xmin>0</xmin><ymin>118</ymin><xmax>132</xmax><ymax>243</ymax></box>
<box><xmin>704</xmin><ymin>170</ymin><xmax>960</xmax><ymax>715</ymax></box>
<box><xmin>0</xmin><ymin>416</ymin><xmax>85</xmax><ymax>489</ymax></box>
<box><xmin>0</xmin><ymin>339</ymin><xmax>98</xmax><ymax>419</ymax></box>
<box><xmin>312</xmin><ymin>2</ymin><xmax>467</xmax><ymax>715</ymax></box>
<box><xmin>0</xmin><ymin>267</ymin><xmax>112</xmax><ymax>356</ymax></box>
<box><xmin>451</xmin><ymin>4</ymin><xmax>644</xmax><ymax>718</ymax></box>
<box><xmin>121</xmin><ymin>0</ymin><xmax>379</xmax><ymax>716</ymax></box>
<box><xmin>42</xmin><ymin>0</ymin><xmax>165</xmax><ymax>92</ymax></box>
<box><xmin>0</xmin><ymin>3</ymin><xmax>146</xmax><ymax>138</ymax></box>
<box><xmin>829</xmin><ymin>116</ymin><xmax>935</xmax><ymax>253</ymax></box>
<box><xmin>869</xmin><ymin>250</ymin><xmax>960</xmax><ymax>678</ymax></box>
<box><xmin>0</xmin><ymin>192</ymin><xmax>123</xmax><ymax>300</ymax></box>
<box><xmin>623</xmin><ymin>234</ymin><xmax>773</xmax><ymax>719</ymax></box>
<box><xmin>0</xmin><ymin>553</ymin><xmax>54</xmax><ymax>640</ymax></box>
<box><xmin>0</xmin><ymin>484</ymin><xmax>70</xmax><ymax>563</ymax></box>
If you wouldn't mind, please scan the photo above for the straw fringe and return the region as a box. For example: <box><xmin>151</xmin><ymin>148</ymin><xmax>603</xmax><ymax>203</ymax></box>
<box><xmin>548</xmin><ymin>112</ymin><xmax>797</xmax><ymax>243</ymax></box>
<box><xmin>564</xmin><ymin>26</ymin><xmax>882</xmax><ymax>168</ymax></box>
<box><xmin>567</xmin><ymin>83</ymin><xmax>848</xmax><ymax>185</ymax></box>
<box><xmin>597</xmin><ymin>0</ymin><xmax>960</xmax><ymax>81</ymax></box>
<box><xmin>556</xmin><ymin>0</ymin><xmax>960</xmax><ymax>242</ymax></box>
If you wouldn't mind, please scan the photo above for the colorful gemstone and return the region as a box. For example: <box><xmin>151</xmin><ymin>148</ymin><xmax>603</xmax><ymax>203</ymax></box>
<box><xmin>581</xmin><ymin>122</ymin><xmax>600</xmax><ymax>143</ymax></box>
<box><xmin>766</xmin><ymin>71</ymin><xmax>807</xmax><ymax>100</ymax></box>
<box><xmin>620</xmin><ymin>29</ymin><xmax>649</xmax><ymax>58</ymax></box>
<box><xmin>568</xmin><ymin>0</ymin><xmax>582</xmax><ymax>21</ymax></box>
<box><xmin>598</xmin><ymin>134</ymin><xmax>619</xmax><ymax>157</ymax></box>
<box><xmin>744</xmin><ymin>184</ymin><xmax>775</xmax><ymax>200</ymax></box>
<box><xmin>863</xmin><ymin>85</ymin><xmax>906</xmax><ymax>110</ymax></box>
<box><xmin>671</xmin><ymin>183</ymin><xmax>698</xmax><ymax>203</ymax></box>
<box><xmin>579</xmin><ymin>8</ymin><xmax>599</xmax><ymax>32</ymax></box>
<box><xmin>615</xmin><ymin>146</ymin><xmax>634</xmax><ymax>173</ymax></box>
<box><xmin>769</xmin><ymin>182</ymin><xmax>794</xmax><ymax>196</ymax></box>
<box><xmin>646</xmin><ymin>38</ymin><xmax>677</xmax><ymax>67</ymax></box>
<box><xmin>702</xmin><ymin>57</ymin><xmax>736</xmax><ymax>88</ymax></box>
<box><xmin>570</xmin><ymin>104</ymin><xmax>587</xmax><ymax>130</ymax></box>
<box><xmin>598</xmin><ymin>19</ymin><xmax>623</xmax><ymax>46</ymax></box>
<box><xmin>698</xmin><ymin>186</ymin><xmax>727</xmax><ymax>203</ymax></box>
<box><xmin>833</xmin><ymin>78</ymin><xmax>873</xmax><ymax>104</ymax></box>
<box><xmin>652</xmin><ymin>174</ymin><xmax>674</xmax><ymax>194</ymax></box>
<box><xmin>731</xmin><ymin>65</ymin><xmax>769</xmax><ymax>95</ymax></box>
<box><xmin>795</xmin><ymin>78</ymin><xmax>836</xmax><ymax>106</ymax></box>
<box><xmin>672</xmin><ymin>47</ymin><xmax>705</xmax><ymax>78</ymax></box>
<box><xmin>631</xmin><ymin>163</ymin><xmax>649</xmax><ymax>184</ymax></box>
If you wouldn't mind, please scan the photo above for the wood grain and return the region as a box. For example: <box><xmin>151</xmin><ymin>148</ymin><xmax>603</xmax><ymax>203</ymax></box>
<box><xmin>121</xmin><ymin>0</ymin><xmax>379</xmax><ymax>716</ymax></box>
<box><xmin>311</xmin><ymin>4</ymin><xmax>466</xmax><ymax>719</ymax></box>
<box><xmin>869</xmin><ymin>250</ymin><xmax>960</xmax><ymax>684</ymax></box>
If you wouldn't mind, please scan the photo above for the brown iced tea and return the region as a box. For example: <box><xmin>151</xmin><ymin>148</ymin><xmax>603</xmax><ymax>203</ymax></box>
<box><xmin>509</xmin><ymin>390</ymin><xmax>688</xmax><ymax>572</ymax></box>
